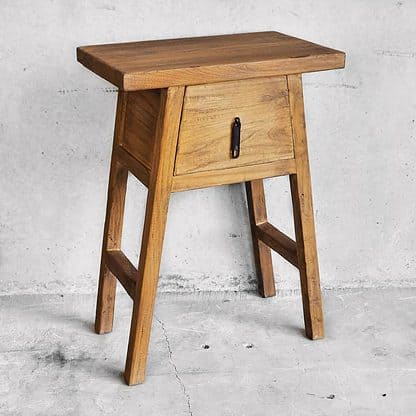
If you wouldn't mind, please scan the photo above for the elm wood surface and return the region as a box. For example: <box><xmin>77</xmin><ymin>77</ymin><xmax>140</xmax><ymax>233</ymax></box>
<box><xmin>287</xmin><ymin>74</ymin><xmax>324</xmax><ymax>340</ymax></box>
<box><xmin>77</xmin><ymin>31</ymin><xmax>345</xmax><ymax>90</ymax></box>
<box><xmin>105</xmin><ymin>250</ymin><xmax>137</xmax><ymax>299</ymax></box>
<box><xmin>172</xmin><ymin>158</ymin><xmax>297</xmax><ymax>192</ymax></box>
<box><xmin>115</xmin><ymin>145</ymin><xmax>150</xmax><ymax>187</ymax></box>
<box><xmin>121</xmin><ymin>89</ymin><xmax>160</xmax><ymax>169</ymax></box>
<box><xmin>245</xmin><ymin>180</ymin><xmax>276</xmax><ymax>298</ymax></box>
<box><xmin>95</xmin><ymin>91</ymin><xmax>128</xmax><ymax>334</ymax></box>
<box><xmin>256</xmin><ymin>222</ymin><xmax>298</xmax><ymax>269</ymax></box>
<box><xmin>124</xmin><ymin>86</ymin><xmax>185</xmax><ymax>385</ymax></box>
<box><xmin>78</xmin><ymin>31</ymin><xmax>344</xmax><ymax>385</ymax></box>
<box><xmin>175</xmin><ymin>76</ymin><xmax>294</xmax><ymax>175</ymax></box>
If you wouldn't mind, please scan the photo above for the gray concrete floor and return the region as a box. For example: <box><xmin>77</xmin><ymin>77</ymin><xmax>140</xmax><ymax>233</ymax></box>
<box><xmin>0</xmin><ymin>288</ymin><xmax>415</xmax><ymax>415</ymax></box>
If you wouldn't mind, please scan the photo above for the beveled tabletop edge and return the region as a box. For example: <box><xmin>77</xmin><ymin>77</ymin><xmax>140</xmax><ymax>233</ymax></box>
<box><xmin>77</xmin><ymin>31</ymin><xmax>346</xmax><ymax>91</ymax></box>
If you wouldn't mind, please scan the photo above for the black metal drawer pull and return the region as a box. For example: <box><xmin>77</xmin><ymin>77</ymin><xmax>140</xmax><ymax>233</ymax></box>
<box><xmin>231</xmin><ymin>117</ymin><xmax>241</xmax><ymax>159</ymax></box>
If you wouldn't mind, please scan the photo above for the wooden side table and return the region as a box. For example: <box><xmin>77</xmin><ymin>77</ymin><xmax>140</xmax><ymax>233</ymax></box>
<box><xmin>77</xmin><ymin>31</ymin><xmax>345</xmax><ymax>385</ymax></box>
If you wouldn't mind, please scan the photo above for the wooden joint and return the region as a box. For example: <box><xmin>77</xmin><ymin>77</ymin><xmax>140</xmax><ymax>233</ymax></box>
<box><xmin>255</xmin><ymin>222</ymin><xmax>298</xmax><ymax>268</ymax></box>
<box><xmin>172</xmin><ymin>159</ymin><xmax>297</xmax><ymax>192</ymax></box>
<box><xmin>115</xmin><ymin>145</ymin><xmax>150</xmax><ymax>187</ymax></box>
<box><xmin>105</xmin><ymin>250</ymin><xmax>138</xmax><ymax>299</ymax></box>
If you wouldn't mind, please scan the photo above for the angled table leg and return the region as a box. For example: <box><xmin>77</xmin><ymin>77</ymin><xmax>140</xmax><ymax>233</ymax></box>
<box><xmin>124</xmin><ymin>86</ymin><xmax>185</xmax><ymax>385</ymax></box>
<box><xmin>288</xmin><ymin>74</ymin><xmax>324</xmax><ymax>340</ymax></box>
<box><xmin>245</xmin><ymin>179</ymin><xmax>276</xmax><ymax>297</ymax></box>
<box><xmin>95</xmin><ymin>92</ymin><xmax>128</xmax><ymax>334</ymax></box>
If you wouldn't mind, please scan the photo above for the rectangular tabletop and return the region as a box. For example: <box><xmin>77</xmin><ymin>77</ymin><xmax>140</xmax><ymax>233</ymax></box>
<box><xmin>77</xmin><ymin>31</ymin><xmax>345</xmax><ymax>91</ymax></box>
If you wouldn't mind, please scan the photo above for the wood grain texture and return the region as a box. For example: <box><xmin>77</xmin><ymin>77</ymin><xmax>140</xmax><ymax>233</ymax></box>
<box><xmin>86</xmin><ymin>32</ymin><xmax>344</xmax><ymax>384</ymax></box>
<box><xmin>287</xmin><ymin>74</ymin><xmax>324</xmax><ymax>340</ymax></box>
<box><xmin>77</xmin><ymin>31</ymin><xmax>345</xmax><ymax>90</ymax></box>
<box><xmin>121</xmin><ymin>89</ymin><xmax>160</xmax><ymax>169</ymax></box>
<box><xmin>256</xmin><ymin>222</ymin><xmax>298</xmax><ymax>268</ymax></box>
<box><xmin>115</xmin><ymin>145</ymin><xmax>150</xmax><ymax>187</ymax></box>
<box><xmin>245</xmin><ymin>180</ymin><xmax>276</xmax><ymax>297</ymax></box>
<box><xmin>172</xmin><ymin>158</ymin><xmax>296</xmax><ymax>192</ymax></box>
<box><xmin>175</xmin><ymin>77</ymin><xmax>293</xmax><ymax>175</ymax></box>
<box><xmin>105</xmin><ymin>250</ymin><xmax>137</xmax><ymax>299</ymax></box>
<box><xmin>95</xmin><ymin>91</ymin><xmax>128</xmax><ymax>334</ymax></box>
<box><xmin>124</xmin><ymin>86</ymin><xmax>185</xmax><ymax>385</ymax></box>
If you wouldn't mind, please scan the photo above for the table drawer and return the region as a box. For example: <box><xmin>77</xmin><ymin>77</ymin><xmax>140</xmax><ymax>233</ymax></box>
<box><xmin>174</xmin><ymin>76</ymin><xmax>294</xmax><ymax>175</ymax></box>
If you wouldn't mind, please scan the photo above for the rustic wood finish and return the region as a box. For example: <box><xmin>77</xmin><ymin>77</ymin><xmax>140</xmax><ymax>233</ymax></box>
<box><xmin>79</xmin><ymin>31</ymin><xmax>344</xmax><ymax>384</ymax></box>
<box><xmin>172</xmin><ymin>158</ymin><xmax>297</xmax><ymax>192</ymax></box>
<box><xmin>121</xmin><ymin>89</ymin><xmax>160</xmax><ymax>169</ymax></box>
<box><xmin>175</xmin><ymin>77</ymin><xmax>293</xmax><ymax>175</ymax></box>
<box><xmin>287</xmin><ymin>74</ymin><xmax>324</xmax><ymax>340</ymax></box>
<box><xmin>77</xmin><ymin>31</ymin><xmax>345</xmax><ymax>90</ymax></box>
<box><xmin>115</xmin><ymin>146</ymin><xmax>150</xmax><ymax>187</ymax></box>
<box><xmin>245</xmin><ymin>180</ymin><xmax>276</xmax><ymax>297</ymax></box>
<box><xmin>256</xmin><ymin>222</ymin><xmax>298</xmax><ymax>268</ymax></box>
<box><xmin>95</xmin><ymin>91</ymin><xmax>128</xmax><ymax>334</ymax></box>
<box><xmin>124</xmin><ymin>86</ymin><xmax>185</xmax><ymax>385</ymax></box>
<box><xmin>105</xmin><ymin>250</ymin><xmax>137</xmax><ymax>299</ymax></box>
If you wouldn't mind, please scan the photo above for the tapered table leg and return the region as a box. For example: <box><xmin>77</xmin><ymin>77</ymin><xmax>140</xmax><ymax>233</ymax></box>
<box><xmin>288</xmin><ymin>74</ymin><xmax>324</xmax><ymax>340</ymax></box>
<box><xmin>95</xmin><ymin>92</ymin><xmax>128</xmax><ymax>334</ymax></box>
<box><xmin>245</xmin><ymin>179</ymin><xmax>276</xmax><ymax>297</ymax></box>
<box><xmin>124</xmin><ymin>86</ymin><xmax>185</xmax><ymax>385</ymax></box>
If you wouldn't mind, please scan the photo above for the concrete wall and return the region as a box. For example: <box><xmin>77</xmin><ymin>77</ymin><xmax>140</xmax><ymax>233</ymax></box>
<box><xmin>1</xmin><ymin>1</ymin><xmax>415</xmax><ymax>295</ymax></box>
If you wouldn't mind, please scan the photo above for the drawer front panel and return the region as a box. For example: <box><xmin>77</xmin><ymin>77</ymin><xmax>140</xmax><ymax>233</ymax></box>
<box><xmin>174</xmin><ymin>76</ymin><xmax>294</xmax><ymax>175</ymax></box>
